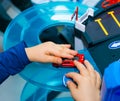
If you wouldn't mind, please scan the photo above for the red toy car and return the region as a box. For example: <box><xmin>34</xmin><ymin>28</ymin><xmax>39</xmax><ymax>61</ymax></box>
<box><xmin>102</xmin><ymin>0</ymin><xmax>120</xmax><ymax>8</ymax></box>
<box><xmin>52</xmin><ymin>53</ymin><xmax>84</xmax><ymax>67</ymax></box>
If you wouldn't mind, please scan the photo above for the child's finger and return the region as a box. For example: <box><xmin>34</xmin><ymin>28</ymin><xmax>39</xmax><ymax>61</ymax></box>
<box><xmin>74</xmin><ymin>60</ymin><xmax>89</xmax><ymax>76</ymax></box>
<box><xmin>60</xmin><ymin>44</ymin><xmax>71</xmax><ymax>48</ymax></box>
<box><xmin>67</xmin><ymin>80</ymin><xmax>77</xmax><ymax>92</ymax></box>
<box><xmin>95</xmin><ymin>71</ymin><xmax>101</xmax><ymax>89</ymax></box>
<box><xmin>84</xmin><ymin>60</ymin><xmax>97</xmax><ymax>85</ymax></box>
<box><xmin>84</xmin><ymin>60</ymin><xmax>94</xmax><ymax>72</ymax></box>
<box><xmin>66</xmin><ymin>72</ymin><xmax>81</xmax><ymax>84</ymax></box>
<box><xmin>46</xmin><ymin>56</ymin><xmax>62</xmax><ymax>64</ymax></box>
<box><xmin>90</xmin><ymin>70</ymin><xmax>97</xmax><ymax>85</ymax></box>
<box><xmin>50</xmin><ymin>46</ymin><xmax>77</xmax><ymax>59</ymax></box>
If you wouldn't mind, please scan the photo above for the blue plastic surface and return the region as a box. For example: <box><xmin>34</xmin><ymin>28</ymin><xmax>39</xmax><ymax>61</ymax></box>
<box><xmin>21</xmin><ymin>82</ymin><xmax>74</xmax><ymax>101</ymax></box>
<box><xmin>21</xmin><ymin>82</ymin><xmax>48</xmax><ymax>101</ymax></box>
<box><xmin>101</xmin><ymin>60</ymin><xmax>120</xmax><ymax>101</ymax></box>
<box><xmin>3</xmin><ymin>1</ymin><xmax>100</xmax><ymax>91</ymax></box>
<box><xmin>63</xmin><ymin>75</ymin><xmax>73</xmax><ymax>87</ymax></box>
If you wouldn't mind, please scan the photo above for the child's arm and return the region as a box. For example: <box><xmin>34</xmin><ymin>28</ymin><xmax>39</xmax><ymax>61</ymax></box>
<box><xmin>0</xmin><ymin>41</ymin><xmax>77</xmax><ymax>84</ymax></box>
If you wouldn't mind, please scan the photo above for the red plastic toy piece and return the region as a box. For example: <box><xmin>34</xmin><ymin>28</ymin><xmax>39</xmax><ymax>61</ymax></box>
<box><xmin>71</xmin><ymin>6</ymin><xmax>78</xmax><ymax>21</ymax></box>
<box><xmin>52</xmin><ymin>54</ymin><xmax>84</xmax><ymax>68</ymax></box>
<box><xmin>102</xmin><ymin>0</ymin><xmax>120</xmax><ymax>8</ymax></box>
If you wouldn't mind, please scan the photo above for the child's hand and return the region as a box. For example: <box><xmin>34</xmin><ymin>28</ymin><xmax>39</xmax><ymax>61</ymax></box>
<box><xmin>66</xmin><ymin>60</ymin><xmax>101</xmax><ymax>101</ymax></box>
<box><xmin>25</xmin><ymin>41</ymin><xmax>77</xmax><ymax>64</ymax></box>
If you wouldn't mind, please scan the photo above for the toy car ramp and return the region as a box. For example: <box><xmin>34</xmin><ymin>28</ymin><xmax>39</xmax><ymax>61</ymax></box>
<box><xmin>3</xmin><ymin>2</ymin><xmax>100</xmax><ymax>91</ymax></box>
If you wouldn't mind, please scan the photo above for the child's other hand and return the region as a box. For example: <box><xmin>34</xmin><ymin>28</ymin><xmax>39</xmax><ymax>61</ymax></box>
<box><xmin>66</xmin><ymin>60</ymin><xmax>101</xmax><ymax>101</ymax></box>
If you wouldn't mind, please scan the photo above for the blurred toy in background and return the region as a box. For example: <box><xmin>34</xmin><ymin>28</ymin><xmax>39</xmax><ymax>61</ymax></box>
<box><xmin>11</xmin><ymin>0</ymin><xmax>33</xmax><ymax>11</ymax></box>
<box><xmin>0</xmin><ymin>0</ymin><xmax>33</xmax><ymax>33</ymax></box>
<box><xmin>71</xmin><ymin>6</ymin><xmax>79</xmax><ymax>21</ymax></box>
<box><xmin>0</xmin><ymin>3</ymin><xmax>11</xmax><ymax>32</ymax></box>
<box><xmin>102</xmin><ymin>0</ymin><xmax>120</xmax><ymax>8</ymax></box>
<box><xmin>71</xmin><ymin>6</ymin><xmax>94</xmax><ymax>50</ymax></box>
<box><xmin>71</xmin><ymin>6</ymin><xmax>94</xmax><ymax>32</ymax></box>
